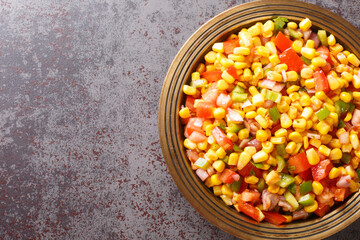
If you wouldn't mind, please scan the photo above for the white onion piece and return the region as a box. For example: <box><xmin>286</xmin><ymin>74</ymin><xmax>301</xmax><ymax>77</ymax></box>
<box><xmin>310</xmin><ymin>32</ymin><xmax>320</xmax><ymax>48</ymax></box>
<box><xmin>284</xmin><ymin>28</ymin><xmax>290</xmax><ymax>36</ymax></box>
<box><xmin>260</xmin><ymin>35</ymin><xmax>270</xmax><ymax>45</ymax></box>
<box><xmin>272</xmin><ymin>83</ymin><xmax>285</xmax><ymax>92</ymax></box>
<box><xmin>351</xmin><ymin>109</ymin><xmax>360</xmax><ymax>126</ymax></box>
<box><xmin>307</xmin><ymin>132</ymin><xmax>320</xmax><ymax>139</ymax></box>
<box><xmin>207</xmin><ymin>166</ymin><xmax>215</xmax><ymax>176</ymax></box>
<box><xmin>259</xmin><ymin>79</ymin><xmax>276</xmax><ymax>89</ymax></box>
<box><xmin>196</xmin><ymin>168</ymin><xmax>209</xmax><ymax>181</ymax></box>
<box><xmin>232</xmin><ymin>173</ymin><xmax>240</xmax><ymax>182</ymax></box>
<box><xmin>306</xmin><ymin>89</ymin><xmax>316</xmax><ymax>94</ymax></box>
<box><xmin>242</xmin><ymin>100</ymin><xmax>252</xmax><ymax>108</ymax></box>
<box><xmin>339</xmin><ymin>132</ymin><xmax>350</xmax><ymax>144</ymax></box>
<box><xmin>281</xmin><ymin>69</ymin><xmax>287</xmax><ymax>82</ymax></box>
<box><xmin>263</xmin><ymin>63</ymin><xmax>272</xmax><ymax>71</ymax></box>
<box><xmin>336</xmin><ymin>175</ymin><xmax>352</xmax><ymax>188</ymax></box>
<box><xmin>264</xmin><ymin>100</ymin><xmax>276</xmax><ymax>108</ymax></box>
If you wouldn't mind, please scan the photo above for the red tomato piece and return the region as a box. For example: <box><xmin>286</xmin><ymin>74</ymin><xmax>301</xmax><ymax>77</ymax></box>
<box><xmin>240</xmin><ymin>189</ymin><xmax>261</xmax><ymax>203</ymax></box>
<box><xmin>226</xmin><ymin>66</ymin><xmax>238</xmax><ymax>79</ymax></box>
<box><xmin>216</xmin><ymin>93</ymin><xmax>232</xmax><ymax>109</ymax></box>
<box><xmin>313</xmin><ymin>70</ymin><xmax>330</xmax><ymax>93</ymax></box>
<box><xmin>346</xmin><ymin>82</ymin><xmax>360</xmax><ymax>92</ymax></box>
<box><xmin>202</xmin><ymin>84</ymin><xmax>220</xmax><ymax>105</ymax></box>
<box><xmin>311</xmin><ymin>159</ymin><xmax>333</xmax><ymax>182</ymax></box>
<box><xmin>237</xmin><ymin>200</ymin><xmax>264</xmax><ymax>222</ymax></box>
<box><xmin>330</xmin><ymin>186</ymin><xmax>346</xmax><ymax>202</ymax></box>
<box><xmin>211</xmin><ymin>126</ymin><xmax>233</xmax><ymax>150</ymax></box>
<box><xmin>223</xmin><ymin>39</ymin><xmax>240</xmax><ymax>54</ymax></box>
<box><xmin>270</xmin><ymin>122</ymin><xmax>281</xmax><ymax>135</ymax></box>
<box><xmin>186</xmin><ymin>149</ymin><xmax>199</xmax><ymax>163</ymax></box>
<box><xmin>288</xmin><ymin>152</ymin><xmax>311</xmax><ymax>174</ymax></box>
<box><xmin>184</xmin><ymin>118</ymin><xmax>205</xmax><ymax>138</ymax></box>
<box><xmin>185</xmin><ymin>96</ymin><xmax>196</xmax><ymax>112</ymax></box>
<box><xmin>314</xmin><ymin>202</ymin><xmax>331</xmax><ymax>217</ymax></box>
<box><xmin>201</xmin><ymin>70</ymin><xmax>223</xmax><ymax>82</ymax></box>
<box><xmin>196</xmin><ymin>102</ymin><xmax>214</xmax><ymax>119</ymax></box>
<box><xmin>262</xmin><ymin>211</ymin><xmax>287</xmax><ymax>225</ymax></box>
<box><xmin>188</xmin><ymin>131</ymin><xmax>207</xmax><ymax>143</ymax></box>
<box><xmin>279</xmin><ymin>48</ymin><xmax>304</xmax><ymax>73</ymax></box>
<box><xmin>237</xmin><ymin>162</ymin><xmax>262</xmax><ymax>178</ymax></box>
<box><xmin>220</xmin><ymin>169</ymin><xmax>239</xmax><ymax>184</ymax></box>
<box><xmin>238</xmin><ymin>177</ymin><xmax>248</xmax><ymax>193</ymax></box>
<box><xmin>275</xmin><ymin>32</ymin><xmax>293</xmax><ymax>52</ymax></box>
<box><xmin>317</xmin><ymin>46</ymin><xmax>333</xmax><ymax>65</ymax></box>
<box><xmin>298</xmin><ymin>168</ymin><xmax>313</xmax><ymax>181</ymax></box>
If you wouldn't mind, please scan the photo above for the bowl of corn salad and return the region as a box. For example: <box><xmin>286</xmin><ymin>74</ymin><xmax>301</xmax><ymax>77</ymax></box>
<box><xmin>159</xmin><ymin>1</ymin><xmax>360</xmax><ymax>239</ymax></box>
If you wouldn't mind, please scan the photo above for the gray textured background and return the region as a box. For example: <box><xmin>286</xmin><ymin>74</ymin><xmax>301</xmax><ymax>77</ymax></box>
<box><xmin>0</xmin><ymin>0</ymin><xmax>359</xmax><ymax>239</ymax></box>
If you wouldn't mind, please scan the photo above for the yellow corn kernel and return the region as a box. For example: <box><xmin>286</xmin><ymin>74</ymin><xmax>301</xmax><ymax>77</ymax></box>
<box><xmin>340</xmin><ymin>91</ymin><xmax>352</xmax><ymax>103</ymax></box>
<box><xmin>345</xmin><ymin>165</ymin><xmax>356</xmax><ymax>178</ymax></box>
<box><xmin>217</xmin><ymin>79</ymin><xmax>229</xmax><ymax>91</ymax></box>
<box><xmin>280</xmin><ymin>113</ymin><xmax>292</xmax><ymax>128</ymax></box>
<box><xmin>350</xmin><ymin>180</ymin><xmax>359</xmax><ymax>193</ymax></box>
<box><xmin>267</xmin><ymin>71</ymin><xmax>282</xmax><ymax>82</ymax></box>
<box><xmin>205</xmin><ymin>124</ymin><xmax>214</xmax><ymax>136</ymax></box>
<box><xmin>212</xmin><ymin>185</ymin><xmax>222</xmax><ymax>196</ymax></box>
<box><xmin>227</xmin><ymin>152</ymin><xmax>238</xmax><ymax>166</ymax></box>
<box><xmin>327</xmin><ymin>34</ymin><xmax>336</xmax><ymax>46</ymax></box>
<box><xmin>350</xmin><ymin>134</ymin><xmax>360</xmax><ymax>150</ymax></box>
<box><xmin>305</xmin><ymin>78</ymin><xmax>315</xmax><ymax>89</ymax></box>
<box><xmin>317</xmin><ymin>121</ymin><xmax>331</xmax><ymax>135</ymax></box>
<box><xmin>256</xmin><ymin>130</ymin><xmax>269</xmax><ymax>143</ymax></box>
<box><xmin>299</xmin><ymin>18</ymin><xmax>312</xmax><ymax>31</ymax></box>
<box><xmin>263</xmin><ymin>20</ymin><xmax>274</xmax><ymax>32</ymax></box>
<box><xmin>221</xmin><ymin>184</ymin><xmax>233</xmax><ymax>197</ymax></box>
<box><xmin>305</xmin><ymin>40</ymin><xmax>315</xmax><ymax>48</ymax></box>
<box><xmin>257</xmin><ymin>107</ymin><xmax>268</xmax><ymax>117</ymax></box>
<box><xmin>274</xmin><ymin>128</ymin><xmax>287</xmax><ymax>138</ymax></box>
<box><xmin>330</xmin><ymin>43</ymin><xmax>343</xmax><ymax>55</ymax></box>
<box><xmin>320</xmin><ymin>134</ymin><xmax>332</xmax><ymax>145</ymax></box>
<box><xmin>301</xmin><ymin>107</ymin><xmax>313</xmax><ymax>120</ymax></box>
<box><xmin>285</xmin><ymin>71</ymin><xmax>298</xmax><ymax>82</ymax></box>
<box><xmin>292</xmin><ymin>39</ymin><xmax>303</xmax><ymax>53</ymax></box>
<box><xmin>306</xmin><ymin>148</ymin><xmax>320</xmax><ymax>165</ymax></box>
<box><xmin>255</xmin><ymin>115</ymin><xmax>269</xmax><ymax>129</ymax></box>
<box><xmin>238</xmin><ymin>128</ymin><xmax>249</xmax><ymax>140</ymax></box>
<box><xmin>243</xmin><ymin>68</ymin><xmax>253</xmax><ymax>82</ymax></box>
<box><xmin>212</xmin><ymin>160</ymin><xmax>225</xmax><ymax>173</ymax></box>
<box><xmin>282</xmin><ymin>215</ymin><xmax>293</xmax><ymax>223</ymax></box>
<box><xmin>237</xmin><ymin>151</ymin><xmax>252</xmax><ymax>170</ymax></box>
<box><xmin>329</xmin><ymin>138</ymin><xmax>341</xmax><ymax>149</ymax></box>
<box><xmin>352</xmin><ymin>75</ymin><xmax>360</xmax><ymax>89</ymax></box>
<box><xmin>206</xmin><ymin>149</ymin><xmax>218</xmax><ymax>161</ymax></box>
<box><xmin>234</xmin><ymin>46</ymin><xmax>250</xmax><ymax>55</ymax></box>
<box><xmin>245</xmin><ymin>176</ymin><xmax>259</xmax><ymax>184</ymax></box>
<box><xmin>299</xmin><ymin>95</ymin><xmax>311</xmax><ymax>107</ymax></box>
<box><xmin>312</xmin><ymin>181</ymin><xmax>324</xmax><ymax>195</ymax></box>
<box><xmin>257</xmin><ymin>46</ymin><xmax>270</xmax><ymax>57</ymax></box>
<box><xmin>343</xmin><ymin>143</ymin><xmax>354</xmax><ymax>153</ymax></box>
<box><xmin>261</xmin><ymin>142</ymin><xmax>274</xmax><ymax>154</ymax></box>
<box><xmin>204</xmin><ymin>51</ymin><xmax>217</xmax><ymax>63</ymax></box>
<box><xmin>270</xmin><ymin>137</ymin><xmax>285</xmax><ymax>145</ymax></box>
<box><xmin>348</xmin><ymin>53</ymin><xmax>360</xmax><ymax>67</ymax></box>
<box><xmin>215</xmin><ymin>147</ymin><xmax>226</xmax><ymax>159</ymax></box>
<box><xmin>263</xmin><ymin>41</ymin><xmax>276</xmax><ymax>54</ymax></box>
<box><xmin>303</xmin><ymin>136</ymin><xmax>309</xmax><ymax>149</ymax></box>
<box><xmin>293</xmin><ymin>118</ymin><xmax>306</xmax><ymax>129</ymax></box>
<box><xmin>220</xmin><ymin>194</ymin><xmax>233</xmax><ymax>205</ymax></box>
<box><xmin>234</xmin><ymin>61</ymin><xmax>247</xmax><ymax>70</ymax></box>
<box><xmin>248</xmin><ymin>24</ymin><xmax>261</xmax><ymax>36</ymax></box>
<box><xmin>244</xmin><ymin>147</ymin><xmax>256</xmax><ymax>157</ymax></box>
<box><xmin>227</xmin><ymin>132</ymin><xmax>238</xmax><ymax>142</ymax></box>
<box><xmin>309</xmin><ymin>138</ymin><xmax>322</xmax><ymax>148</ymax></box>
<box><xmin>301</xmin><ymin>47</ymin><xmax>316</xmax><ymax>59</ymax></box>
<box><xmin>304</xmin><ymin>200</ymin><xmax>318</xmax><ymax>213</ymax></box>
<box><xmin>329</xmin><ymin>167</ymin><xmax>341</xmax><ymax>179</ymax></box>
<box><xmin>179</xmin><ymin>107</ymin><xmax>191</xmax><ymax>118</ymax></box>
<box><xmin>212</xmin><ymin>42</ymin><xmax>224</xmax><ymax>53</ymax></box>
<box><xmin>286</xmin><ymin>21</ymin><xmax>297</xmax><ymax>29</ymax></box>
<box><xmin>244</xmin><ymin>111</ymin><xmax>257</xmax><ymax>120</ymax></box>
<box><xmin>318</xmin><ymin>145</ymin><xmax>331</xmax><ymax>157</ymax></box>
<box><xmin>300</xmin><ymin>68</ymin><xmax>314</xmax><ymax>80</ymax></box>
<box><xmin>210</xmin><ymin>174</ymin><xmax>222</xmax><ymax>186</ymax></box>
<box><xmin>268</xmin><ymin>54</ymin><xmax>280</xmax><ymax>66</ymax></box>
<box><xmin>213</xmin><ymin>108</ymin><xmax>226</xmax><ymax>119</ymax></box>
<box><xmin>191</xmin><ymin>72</ymin><xmax>200</xmax><ymax>81</ymax></box>
<box><xmin>274</xmin><ymin>63</ymin><xmax>288</xmax><ymax>73</ymax></box>
<box><xmin>268</xmin><ymin>184</ymin><xmax>280</xmax><ymax>194</ymax></box>
<box><xmin>252</xmin><ymin>150</ymin><xmax>269</xmax><ymax>163</ymax></box>
<box><xmin>341</xmin><ymin>71</ymin><xmax>353</xmax><ymax>81</ymax></box>
<box><xmin>312</xmin><ymin>57</ymin><xmax>327</xmax><ymax>67</ymax></box>
<box><xmin>285</xmin><ymin>141</ymin><xmax>297</xmax><ymax>154</ymax></box>
<box><xmin>277</xmin><ymin>187</ymin><xmax>286</xmax><ymax>195</ymax></box>
<box><xmin>196</xmin><ymin>63</ymin><xmax>206</xmax><ymax>74</ymax></box>
<box><xmin>293</xmin><ymin>175</ymin><xmax>303</xmax><ymax>185</ymax></box>
<box><xmin>184</xmin><ymin>139</ymin><xmax>197</xmax><ymax>150</ymax></box>
<box><xmin>183</xmin><ymin>85</ymin><xmax>197</xmax><ymax>95</ymax></box>
<box><xmin>198</xmin><ymin>141</ymin><xmax>208</xmax><ymax>151</ymax></box>
<box><xmin>330</xmin><ymin>148</ymin><xmax>342</xmax><ymax>160</ymax></box>
<box><xmin>286</xmin><ymin>86</ymin><xmax>300</xmax><ymax>96</ymax></box>
<box><xmin>265</xmin><ymin>170</ymin><xmax>281</xmax><ymax>185</ymax></box>
<box><xmin>289</xmin><ymin>132</ymin><xmax>303</xmax><ymax>143</ymax></box>
<box><xmin>221</xmin><ymin>70</ymin><xmax>235</xmax><ymax>84</ymax></box>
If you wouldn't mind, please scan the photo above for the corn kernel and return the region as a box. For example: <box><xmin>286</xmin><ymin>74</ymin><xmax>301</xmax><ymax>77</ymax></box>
<box><xmin>268</xmin><ymin>184</ymin><xmax>280</xmax><ymax>194</ymax></box>
<box><xmin>255</xmin><ymin>115</ymin><xmax>269</xmax><ymax>129</ymax></box>
<box><xmin>228</xmin><ymin>152</ymin><xmax>239</xmax><ymax>166</ymax></box>
<box><xmin>267</xmin><ymin>71</ymin><xmax>282</xmax><ymax>82</ymax></box>
<box><xmin>261</xmin><ymin>142</ymin><xmax>274</xmax><ymax>154</ymax></box>
<box><xmin>317</xmin><ymin>121</ymin><xmax>331</xmax><ymax>135</ymax></box>
<box><xmin>304</xmin><ymin>136</ymin><xmax>309</xmax><ymax>149</ymax></box>
<box><xmin>340</xmin><ymin>91</ymin><xmax>352</xmax><ymax>103</ymax></box>
<box><xmin>217</xmin><ymin>79</ymin><xmax>229</xmax><ymax>90</ymax></box>
<box><xmin>292</xmin><ymin>40</ymin><xmax>303</xmax><ymax>53</ymax></box>
<box><xmin>285</xmin><ymin>141</ymin><xmax>297</xmax><ymax>154</ymax></box>
<box><xmin>265</xmin><ymin>170</ymin><xmax>281</xmax><ymax>185</ymax></box>
<box><xmin>183</xmin><ymin>85</ymin><xmax>197</xmax><ymax>95</ymax></box>
<box><xmin>257</xmin><ymin>46</ymin><xmax>270</xmax><ymax>57</ymax></box>
<box><xmin>210</xmin><ymin>174</ymin><xmax>222</xmax><ymax>186</ymax></box>
<box><xmin>212</xmin><ymin>42</ymin><xmax>224</xmax><ymax>53</ymax></box>
<box><xmin>263</xmin><ymin>20</ymin><xmax>274</xmax><ymax>33</ymax></box>
<box><xmin>244</xmin><ymin>146</ymin><xmax>256</xmax><ymax>156</ymax></box>
<box><xmin>312</xmin><ymin>57</ymin><xmax>327</xmax><ymax>67</ymax></box>
<box><xmin>275</xmin><ymin>128</ymin><xmax>288</xmax><ymax>137</ymax></box>
<box><xmin>238</xmin><ymin>128</ymin><xmax>249</xmax><ymax>140</ymax></box>
<box><xmin>299</xmin><ymin>18</ymin><xmax>312</xmax><ymax>31</ymax></box>
<box><xmin>237</xmin><ymin>151</ymin><xmax>252</xmax><ymax>170</ymax></box>
<box><xmin>300</xmin><ymin>68</ymin><xmax>313</xmax><ymax>79</ymax></box>
<box><xmin>245</xmin><ymin>176</ymin><xmax>259</xmax><ymax>184</ymax></box>
<box><xmin>330</xmin><ymin>148</ymin><xmax>342</xmax><ymax>160</ymax></box>
<box><xmin>305</xmin><ymin>78</ymin><xmax>315</xmax><ymax>89</ymax></box>
<box><xmin>184</xmin><ymin>139</ymin><xmax>197</xmax><ymax>150</ymax></box>
<box><xmin>206</xmin><ymin>149</ymin><xmax>218</xmax><ymax>161</ymax></box>
<box><xmin>221</xmin><ymin>70</ymin><xmax>235</xmax><ymax>84</ymax></box>
<box><xmin>305</xmin><ymin>40</ymin><xmax>315</xmax><ymax>48</ymax></box>
<box><xmin>252</xmin><ymin>150</ymin><xmax>269</xmax><ymax>163</ymax></box>
<box><xmin>212</xmin><ymin>160</ymin><xmax>225</xmax><ymax>172</ymax></box>
<box><xmin>306</xmin><ymin>148</ymin><xmax>320</xmax><ymax>165</ymax></box>
<box><xmin>179</xmin><ymin>107</ymin><xmax>191</xmax><ymax>118</ymax></box>
<box><xmin>256</xmin><ymin>130</ymin><xmax>268</xmax><ymax>142</ymax></box>
<box><xmin>318</xmin><ymin>145</ymin><xmax>331</xmax><ymax>157</ymax></box>
<box><xmin>301</xmin><ymin>47</ymin><xmax>316</xmax><ymax>59</ymax></box>
<box><xmin>215</xmin><ymin>147</ymin><xmax>226</xmax><ymax>159</ymax></box>
<box><xmin>301</xmin><ymin>107</ymin><xmax>313</xmax><ymax>120</ymax></box>
<box><xmin>221</xmin><ymin>185</ymin><xmax>233</xmax><ymax>197</ymax></box>
<box><xmin>289</xmin><ymin>132</ymin><xmax>303</xmax><ymax>143</ymax></box>
<box><xmin>329</xmin><ymin>167</ymin><xmax>341</xmax><ymax>179</ymax></box>
<box><xmin>198</xmin><ymin>141</ymin><xmax>208</xmax><ymax>151</ymax></box>
<box><xmin>293</xmin><ymin>118</ymin><xmax>306</xmax><ymax>129</ymax></box>
<box><xmin>280</xmin><ymin>113</ymin><xmax>292</xmax><ymax>128</ymax></box>
<box><xmin>309</xmin><ymin>138</ymin><xmax>322</xmax><ymax>148</ymax></box>
<box><xmin>328</xmin><ymin>34</ymin><xmax>336</xmax><ymax>46</ymax></box>
<box><xmin>213</xmin><ymin>108</ymin><xmax>226</xmax><ymax>119</ymax></box>
<box><xmin>265</xmin><ymin>42</ymin><xmax>277</xmax><ymax>54</ymax></box>
<box><xmin>350</xmin><ymin>134</ymin><xmax>360</xmax><ymax>150</ymax></box>
<box><xmin>204</xmin><ymin>51</ymin><xmax>217</xmax><ymax>63</ymax></box>
<box><xmin>304</xmin><ymin>200</ymin><xmax>318</xmax><ymax>213</ymax></box>
<box><xmin>312</xmin><ymin>181</ymin><xmax>324</xmax><ymax>195</ymax></box>
<box><xmin>234</xmin><ymin>46</ymin><xmax>250</xmax><ymax>55</ymax></box>
<box><xmin>348</xmin><ymin>53</ymin><xmax>360</xmax><ymax>67</ymax></box>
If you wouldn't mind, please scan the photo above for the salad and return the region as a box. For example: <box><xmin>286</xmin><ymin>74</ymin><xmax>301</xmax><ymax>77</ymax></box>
<box><xmin>179</xmin><ymin>17</ymin><xmax>360</xmax><ymax>225</ymax></box>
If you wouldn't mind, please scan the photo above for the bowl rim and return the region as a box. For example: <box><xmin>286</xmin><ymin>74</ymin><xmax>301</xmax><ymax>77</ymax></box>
<box><xmin>159</xmin><ymin>0</ymin><xmax>360</xmax><ymax>239</ymax></box>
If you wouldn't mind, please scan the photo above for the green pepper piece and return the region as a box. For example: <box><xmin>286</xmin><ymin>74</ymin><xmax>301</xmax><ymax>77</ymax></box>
<box><xmin>301</xmin><ymin>56</ymin><xmax>311</xmax><ymax>65</ymax></box>
<box><xmin>341</xmin><ymin>153</ymin><xmax>352</xmax><ymax>164</ymax></box>
<box><xmin>298</xmin><ymin>194</ymin><xmax>315</xmax><ymax>206</ymax></box>
<box><xmin>317</xmin><ymin>30</ymin><xmax>328</xmax><ymax>46</ymax></box>
<box><xmin>284</xmin><ymin>191</ymin><xmax>299</xmax><ymax>210</ymax></box>
<box><xmin>231</xmin><ymin>92</ymin><xmax>248</xmax><ymax>102</ymax></box>
<box><xmin>233</xmin><ymin>145</ymin><xmax>243</xmax><ymax>153</ymax></box>
<box><xmin>316</xmin><ymin>106</ymin><xmax>330</xmax><ymax>121</ymax></box>
<box><xmin>276</xmin><ymin>144</ymin><xmax>287</xmax><ymax>157</ymax></box>
<box><xmin>251</xmin><ymin>161</ymin><xmax>264</xmax><ymax>169</ymax></box>
<box><xmin>300</xmin><ymin>180</ymin><xmax>313</xmax><ymax>195</ymax></box>
<box><xmin>232</xmin><ymin>85</ymin><xmax>245</xmax><ymax>93</ymax></box>
<box><xmin>357</xmin><ymin>170</ymin><xmax>360</xmax><ymax>179</ymax></box>
<box><xmin>349</xmin><ymin>103</ymin><xmax>355</xmax><ymax>113</ymax></box>
<box><xmin>257</xmin><ymin>178</ymin><xmax>266</xmax><ymax>192</ymax></box>
<box><xmin>287</xmin><ymin>182</ymin><xmax>297</xmax><ymax>195</ymax></box>
<box><xmin>194</xmin><ymin>158</ymin><xmax>210</xmax><ymax>170</ymax></box>
<box><xmin>338</xmin><ymin>119</ymin><xmax>346</xmax><ymax>128</ymax></box>
<box><xmin>335</xmin><ymin>100</ymin><xmax>350</xmax><ymax>115</ymax></box>
<box><xmin>231</xmin><ymin>180</ymin><xmax>242</xmax><ymax>192</ymax></box>
<box><xmin>273</xmin><ymin>16</ymin><xmax>289</xmax><ymax>31</ymax></box>
<box><xmin>279</xmin><ymin>173</ymin><xmax>296</xmax><ymax>188</ymax></box>
<box><xmin>265</xmin><ymin>90</ymin><xmax>282</xmax><ymax>103</ymax></box>
<box><xmin>269</xmin><ymin>107</ymin><xmax>281</xmax><ymax>122</ymax></box>
<box><xmin>228</xmin><ymin>123</ymin><xmax>242</xmax><ymax>133</ymax></box>
<box><xmin>276</xmin><ymin>155</ymin><xmax>286</xmax><ymax>172</ymax></box>
<box><xmin>288</xmin><ymin>28</ymin><xmax>302</xmax><ymax>39</ymax></box>
<box><xmin>222</xmin><ymin>156</ymin><xmax>229</xmax><ymax>164</ymax></box>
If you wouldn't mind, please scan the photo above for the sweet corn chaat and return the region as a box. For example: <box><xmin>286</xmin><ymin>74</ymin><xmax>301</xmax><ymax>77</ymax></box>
<box><xmin>180</xmin><ymin>17</ymin><xmax>360</xmax><ymax>225</ymax></box>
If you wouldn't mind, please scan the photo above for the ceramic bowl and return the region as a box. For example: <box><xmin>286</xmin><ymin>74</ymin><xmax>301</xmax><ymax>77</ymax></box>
<box><xmin>159</xmin><ymin>1</ymin><xmax>360</xmax><ymax>239</ymax></box>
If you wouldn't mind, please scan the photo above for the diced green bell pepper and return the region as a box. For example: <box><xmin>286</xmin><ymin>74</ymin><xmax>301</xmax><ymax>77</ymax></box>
<box><xmin>222</xmin><ymin>156</ymin><xmax>229</xmax><ymax>164</ymax></box>
<box><xmin>233</xmin><ymin>145</ymin><xmax>243</xmax><ymax>153</ymax></box>
<box><xmin>298</xmin><ymin>193</ymin><xmax>315</xmax><ymax>206</ymax></box>
<box><xmin>284</xmin><ymin>191</ymin><xmax>299</xmax><ymax>210</ymax></box>
<box><xmin>231</xmin><ymin>180</ymin><xmax>242</xmax><ymax>192</ymax></box>
<box><xmin>265</xmin><ymin>90</ymin><xmax>282</xmax><ymax>103</ymax></box>
<box><xmin>232</xmin><ymin>85</ymin><xmax>245</xmax><ymax>93</ymax></box>
<box><xmin>257</xmin><ymin>178</ymin><xmax>266</xmax><ymax>192</ymax></box>
<box><xmin>231</xmin><ymin>92</ymin><xmax>248</xmax><ymax>102</ymax></box>
<box><xmin>252</xmin><ymin>161</ymin><xmax>264</xmax><ymax>169</ymax></box>
<box><xmin>338</xmin><ymin>119</ymin><xmax>346</xmax><ymax>128</ymax></box>
<box><xmin>279</xmin><ymin>173</ymin><xmax>296</xmax><ymax>188</ymax></box>
<box><xmin>300</xmin><ymin>180</ymin><xmax>313</xmax><ymax>195</ymax></box>
<box><xmin>276</xmin><ymin>144</ymin><xmax>287</xmax><ymax>157</ymax></box>
<box><xmin>269</xmin><ymin>107</ymin><xmax>281</xmax><ymax>122</ymax></box>
<box><xmin>289</xmin><ymin>28</ymin><xmax>302</xmax><ymax>39</ymax></box>
<box><xmin>357</xmin><ymin>170</ymin><xmax>360</xmax><ymax>179</ymax></box>
<box><xmin>341</xmin><ymin>153</ymin><xmax>352</xmax><ymax>164</ymax></box>
<box><xmin>335</xmin><ymin>99</ymin><xmax>354</xmax><ymax>115</ymax></box>
<box><xmin>287</xmin><ymin>182</ymin><xmax>297</xmax><ymax>195</ymax></box>
<box><xmin>317</xmin><ymin>30</ymin><xmax>328</xmax><ymax>46</ymax></box>
<box><xmin>276</xmin><ymin>155</ymin><xmax>286</xmax><ymax>172</ymax></box>
<box><xmin>273</xmin><ymin>17</ymin><xmax>289</xmax><ymax>31</ymax></box>
<box><xmin>316</xmin><ymin>106</ymin><xmax>330</xmax><ymax>121</ymax></box>
<box><xmin>301</xmin><ymin>56</ymin><xmax>311</xmax><ymax>65</ymax></box>
<box><xmin>228</xmin><ymin>123</ymin><xmax>242</xmax><ymax>133</ymax></box>
<box><xmin>194</xmin><ymin>158</ymin><xmax>210</xmax><ymax>170</ymax></box>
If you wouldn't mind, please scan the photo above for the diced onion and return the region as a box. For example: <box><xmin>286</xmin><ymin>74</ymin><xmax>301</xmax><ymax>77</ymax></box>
<box><xmin>196</xmin><ymin>168</ymin><xmax>209</xmax><ymax>182</ymax></box>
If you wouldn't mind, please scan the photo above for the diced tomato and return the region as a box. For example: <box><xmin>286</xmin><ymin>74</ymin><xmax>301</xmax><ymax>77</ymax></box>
<box><xmin>220</xmin><ymin>169</ymin><xmax>239</xmax><ymax>184</ymax></box>
<box><xmin>201</xmin><ymin>70</ymin><xmax>223</xmax><ymax>82</ymax></box>
<box><xmin>262</xmin><ymin>211</ymin><xmax>287</xmax><ymax>225</ymax></box>
<box><xmin>238</xmin><ymin>162</ymin><xmax>262</xmax><ymax>178</ymax></box>
<box><xmin>226</xmin><ymin>108</ymin><xmax>243</xmax><ymax>123</ymax></box>
<box><xmin>298</xmin><ymin>168</ymin><xmax>313</xmax><ymax>181</ymax></box>
<box><xmin>181</xmin><ymin>117</ymin><xmax>189</xmax><ymax>125</ymax></box>
<box><xmin>313</xmin><ymin>70</ymin><xmax>330</xmax><ymax>93</ymax></box>
<box><xmin>330</xmin><ymin>186</ymin><xmax>346</xmax><ymax>202</ymax></box>
<box><xmin>196</xmin><ymin>102</ymin><xmax>214</xmax><ymax>118</ymax></box>
<box><xmin>270</xmin><ymin>122</ymin><xmax>281</xmax><ymax>135</ymax></box>
<box><xmin>211</xmin><ymin>126</ymin><xmax>233</xmax><ymax>150</ymax></box>
<box><xmin>186</xmin><ymin>149</ymin><xmax>199</xmax><ymax>163</ymax></box>
<box><xmin>238</xmin><ymin>177</ymin><xmax>248</xmax><ymax>193</ymax></box>
<box><xmin>321</xmin><ymin>62</ymin><xmax>332</xmax><ymax>75</ymax></box>
<box><xmin>237</xmin><ymin>200</ymin><xmax>264</xmax><ymax>222</ymax></box>
<box><xmin>185</xmin><ymin>96</ymin><xmax>196</xmax><ymax>112</ymax></box>
<box><xmin>240</xmin><ymin>189</ymin><xmax>261</xmax><ymax>203</ymax></box>
<box><xmin>188</xmin><ymin>131</ymin><xmax>207</xmax><ymax>143</ymax></box>
<box><xmin>223</xmin><ymin>39</ymin><xmax>240</xmax><ymax>54</ymax></box>
<box><xmin>275</xmin><ymin>32</ymin><xmax>293</xmax><ymax>52</ymax></box>
<box><xmin>216</xmin><ymin>93</ymin><xmax>232</xmax><ymax>109</ymax></box>
<box><xmin>314</xmin><ymin>202</ymin><xmax>331</xmax><ymax>217</ymax></box>
<box><xmin>202</xmin><ymin>83</ymin><xmax>221</xmax><ymax>105</ymax></box>
<box><xmin>226</xmin><ymin>66</ymin><xmax>238</xmax><ymax>79</ymax></box>
<box><xmin>184</xmin><ymin>118</ymin><xmax>205</xmax><ymax>138</ymax></box>
<box><xmin>346</xmin><ymin>82</ymin><xmax>360</xmax><ymax>92</ymax></box>
<box><xmin>279</xmin><ymin>48</ymin><xmax>304</xmax><ymax>73</ymax></box>
<box><xmin>317</xmin><ymin>46</ymin><xmax>333</xmax><ymax>65</ymax></box>
<box><xmin>288</xmin><ymin>152</ymin><xmax>311</xmax><ymax>174</ymax></box>
<box><xmin>311</xmin><ymin>159</ymin><xmax>333</xmax><ymax>182</ymax></box>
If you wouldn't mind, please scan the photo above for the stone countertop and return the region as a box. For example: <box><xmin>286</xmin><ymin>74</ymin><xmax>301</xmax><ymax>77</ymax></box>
<box><xmin>0</xmin><ymin>0</ymin><xmax>359</xmax><ymax>239</ymax></box>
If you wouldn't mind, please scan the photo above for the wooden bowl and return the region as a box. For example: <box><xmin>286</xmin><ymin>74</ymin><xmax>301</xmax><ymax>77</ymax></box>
<box><xmin>158</xmin><ymin>1</ymin><xmax>360</xmax><ymax>239</ymax></box>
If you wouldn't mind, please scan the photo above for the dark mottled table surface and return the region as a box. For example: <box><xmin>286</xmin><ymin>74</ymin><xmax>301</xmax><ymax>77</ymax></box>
<box><xmin>0</xmin><ymin>0</ymin><xmax>359</xmax><ymax>239</ymax></box>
